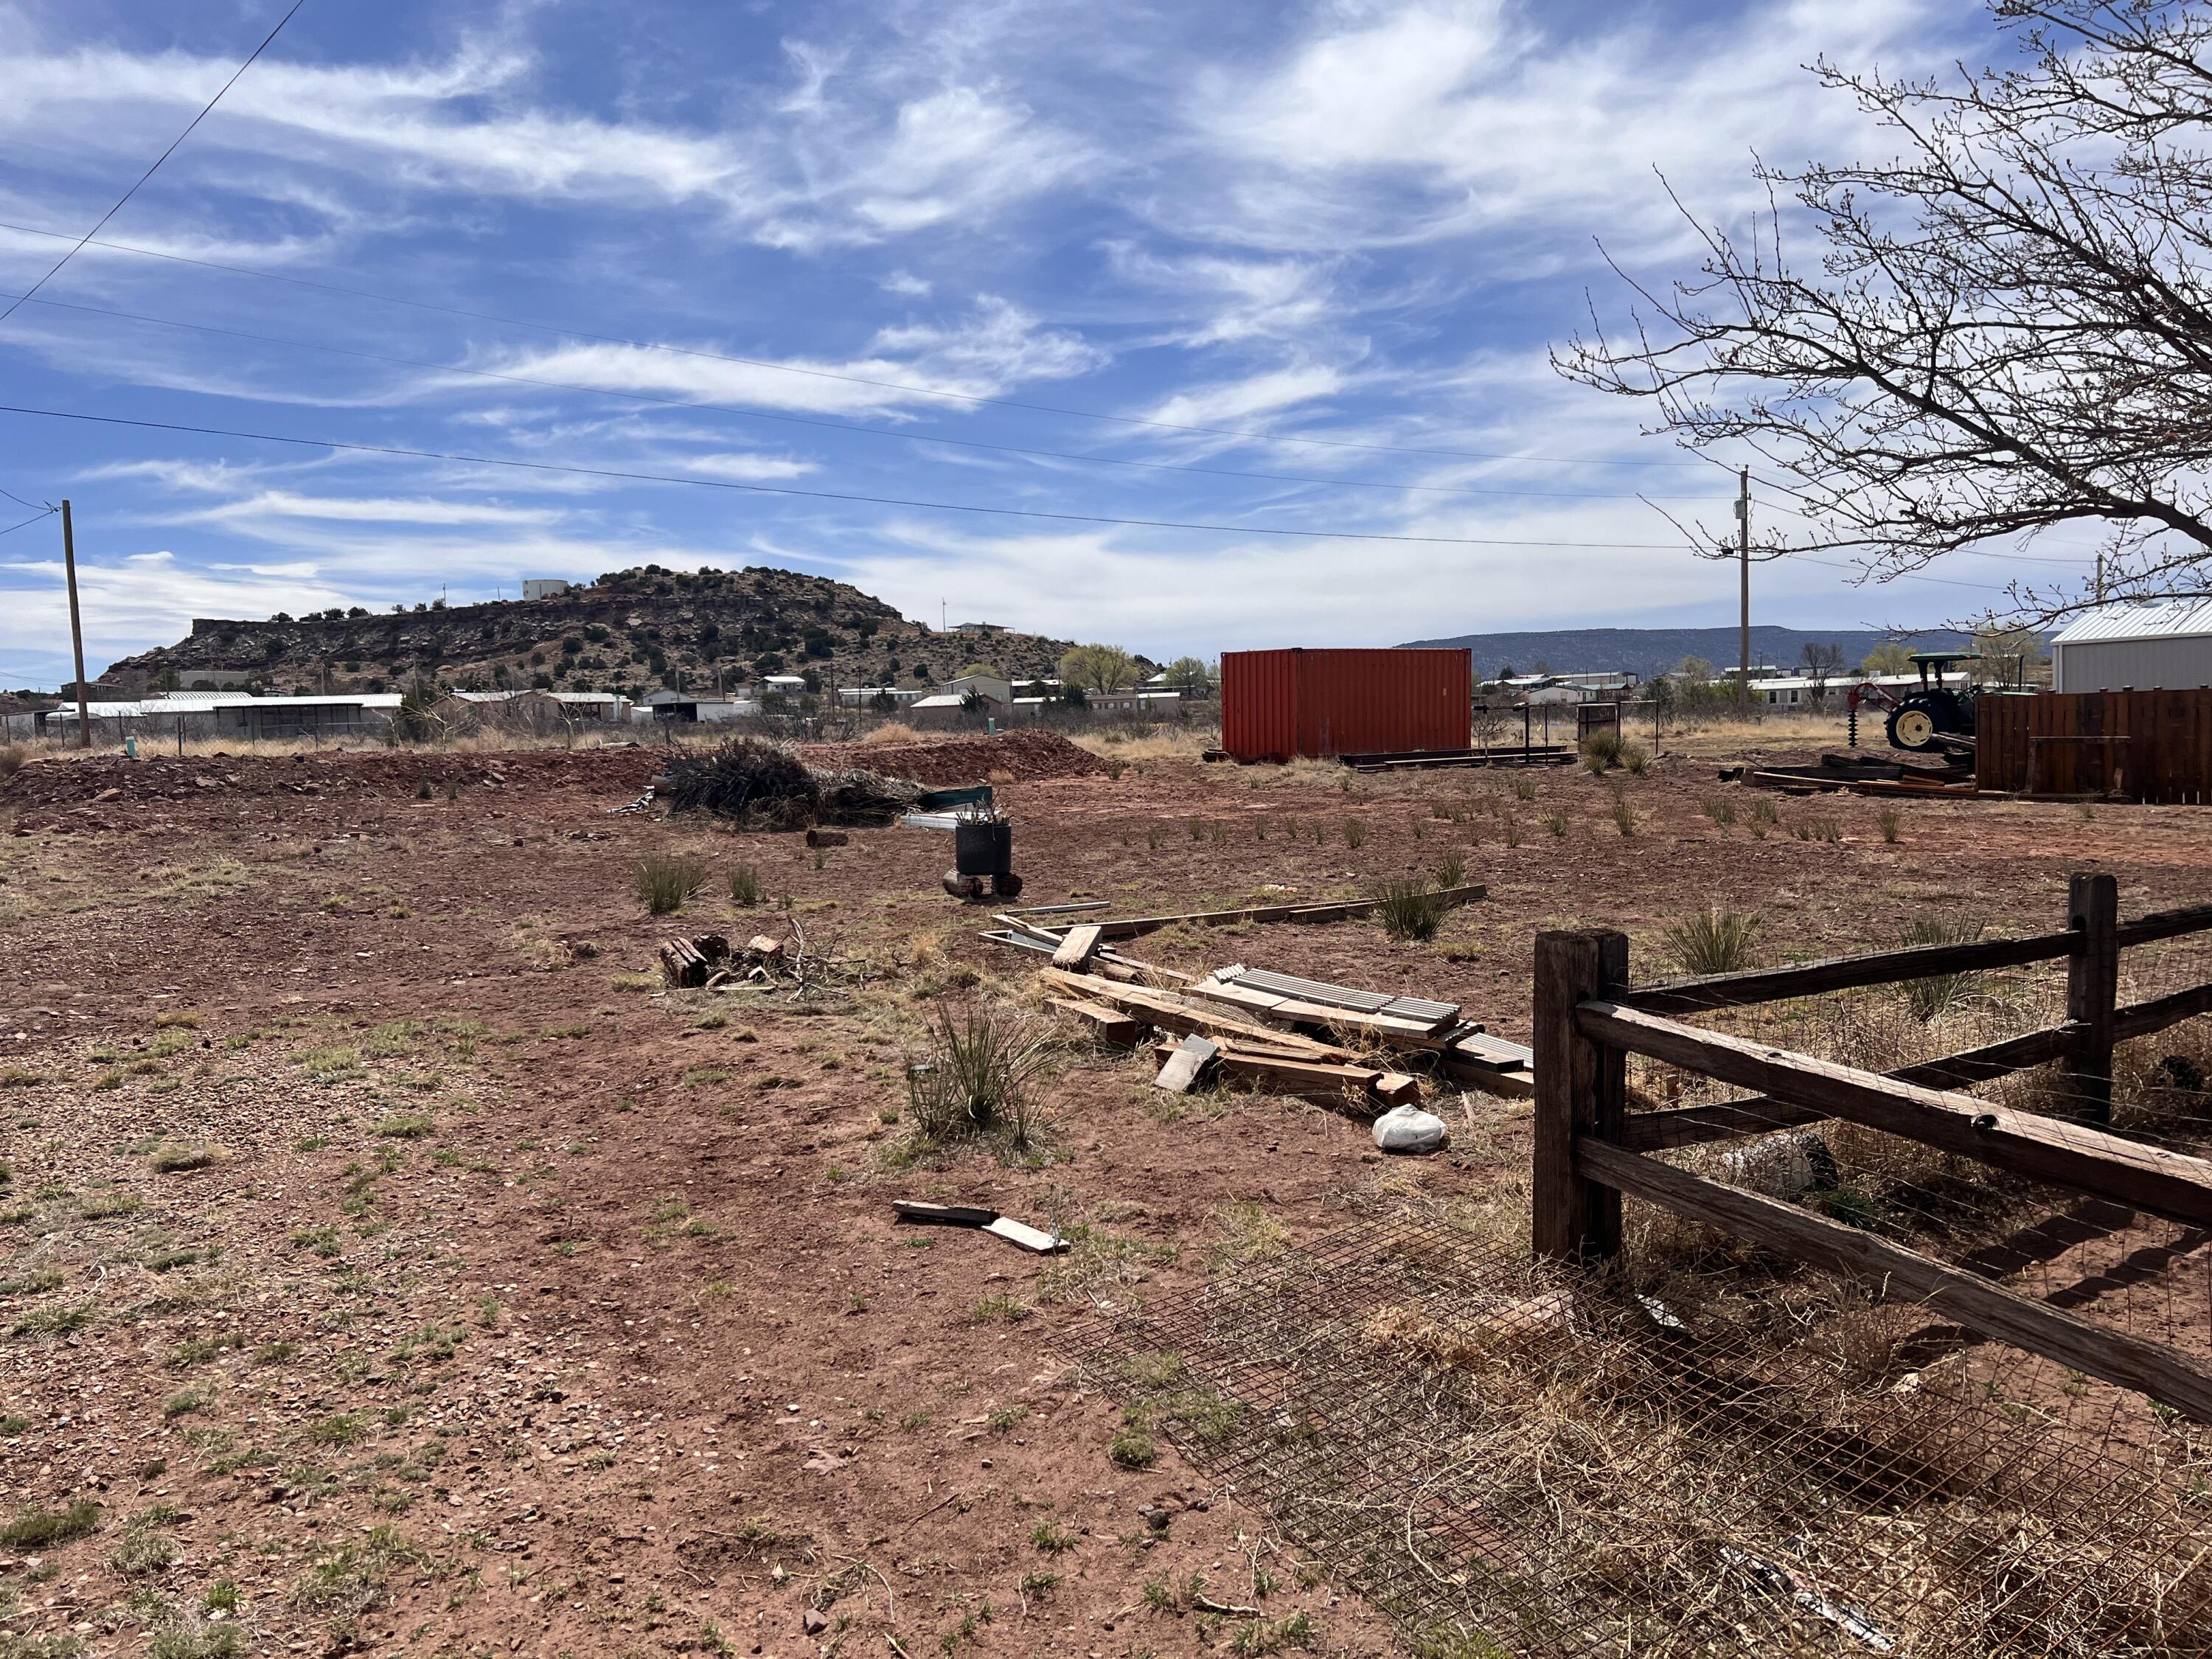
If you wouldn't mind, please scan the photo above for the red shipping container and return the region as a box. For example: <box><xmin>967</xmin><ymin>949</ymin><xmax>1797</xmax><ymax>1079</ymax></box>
<box><xmin>1221</xmin><ymin>648</ymin><xmax>1471</xmax><ymax>761</ymax></box>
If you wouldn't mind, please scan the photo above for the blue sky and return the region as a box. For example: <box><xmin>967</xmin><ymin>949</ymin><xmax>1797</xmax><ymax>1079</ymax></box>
<box><xmin>0</xmin><ymin>0</ymin><xmax>2096</xmax><ymax>685</ymax></box>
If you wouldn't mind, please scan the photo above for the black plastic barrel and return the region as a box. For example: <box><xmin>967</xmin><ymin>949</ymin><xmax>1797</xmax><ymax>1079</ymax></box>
<box><xmin>954</xmin><ymin>819</ymin><xmax>1013</xmax><ymax>877</ymax></box>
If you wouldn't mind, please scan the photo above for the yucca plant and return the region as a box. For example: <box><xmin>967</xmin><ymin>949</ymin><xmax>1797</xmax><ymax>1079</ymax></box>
<box><xmin>1703</xmin><ymin>797</ymin><xmax>1737</xmax><ymax>832</ymax></box>
<box><xmin>1432</xmin><ymin>851</ymin><xmax>1470</xmax><ymax>891</ymax></box>
<box><xmin>1610</xmin><ymin>794</ymin><xmax>1638</xmax><ymax>837</ymax></box>
<box><xmin>905</xmin><ymin>1001</ymin><xmax>1054</xmax><ymax>1152</ymax></box>
<box><xmin>728</xmin><ymin>864</ymin><xmax>764</xmax><ymax>906</ymax></box>
<box><xmin>1374</xmin><ymin>877</ymin><xmax>1443</xmax><ymax>942</ymax></box>
<box><xmin>632</xmin><ymin>852</ymin><xmax>709</xmax><ymax>916</ymax></box>
<box><xmin>1663</xmin><ymin>905</ymin><xmax>1761</xmax><ymax>975</ymax></box>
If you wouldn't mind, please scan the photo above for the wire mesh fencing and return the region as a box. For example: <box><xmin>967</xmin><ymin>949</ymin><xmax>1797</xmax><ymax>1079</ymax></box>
<box><xmin>1074</xmin><ymin>1203</ymin><xmax>2212</xmax><ymax>1658</ymax></box>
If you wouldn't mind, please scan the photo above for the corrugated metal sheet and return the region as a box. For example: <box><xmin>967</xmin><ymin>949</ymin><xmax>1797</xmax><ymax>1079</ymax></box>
<box><xmin>1221</xmin><ymin>648</ymin><xmax>1470</xmax><ymax>761</ymax></box>
<box><xmin>2050</xmin><ymin>599</ymin><xmax>2212</xmax><ymax>646</ymax></box>
<box><xmin>2053</xmin><ymin>634</ymin><xmax>2212</xmax><ymax>693</ymax></box>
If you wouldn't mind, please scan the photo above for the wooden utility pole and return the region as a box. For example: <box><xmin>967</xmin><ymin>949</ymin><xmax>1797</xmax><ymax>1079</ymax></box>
<box><xmin>61</xmin><ymin>498</ymin><xmax>90</xmax><ymax>748</ymax></box>
<box><xmin>1736</xmin><ymin>467</ymin><xmax>1751</xmax><ymax>706</ymax></box>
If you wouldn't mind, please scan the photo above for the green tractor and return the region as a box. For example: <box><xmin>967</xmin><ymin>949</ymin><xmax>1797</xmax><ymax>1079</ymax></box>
<box><xmin>1846</xmin><ymin>652</ymin><xmax>1982</xmax><ymax>755</ymax></box>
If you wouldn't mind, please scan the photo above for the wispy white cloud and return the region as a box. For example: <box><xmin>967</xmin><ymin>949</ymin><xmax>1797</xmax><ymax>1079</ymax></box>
<box><xmin>182</xmin><ymin>492</ymin><xmax>565</xmax><ymax>529</ymax></box>
<box><xmin>1144</xmin><ymin>364</ymin><xmax>1349</xmax><ymax>428</ymax></box>
<box><xmin>449</xmin><ymin>298</ymin><xmax>1105</xmax><ymax>417</ymax></box>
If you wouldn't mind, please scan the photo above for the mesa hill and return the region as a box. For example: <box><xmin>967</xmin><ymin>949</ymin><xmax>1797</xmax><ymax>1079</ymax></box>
<box><xmin>104</xmin><ymin>566</ymin><xmax>1108</xmax><ymax>698</ymax></box>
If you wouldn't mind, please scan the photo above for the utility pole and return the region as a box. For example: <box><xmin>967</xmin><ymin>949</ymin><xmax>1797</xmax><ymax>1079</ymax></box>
<box><xmin>1735</xmin><ymin>467</ymin><xmax>1751</xmax><ymax>706</ymax></box>
<box><xmin>62</xmin><ymin>499</ymin><xmax>89</xmax><ymax>748</ymax></box>
<box><xmin>2095</xmin><ymin>551</ymin><xmax>2106</xmax><ymax>604</ymax></box>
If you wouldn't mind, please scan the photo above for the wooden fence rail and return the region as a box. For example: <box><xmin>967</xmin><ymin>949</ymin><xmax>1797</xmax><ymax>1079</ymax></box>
<box><xmin>1534</xmin><ymin>872</ymin><xmax>2212</xmax><ymax>1420</ymax></box>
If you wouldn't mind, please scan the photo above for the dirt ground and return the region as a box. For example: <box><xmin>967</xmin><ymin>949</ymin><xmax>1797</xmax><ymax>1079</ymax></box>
<box><xmin>2</xmin><ymin>728</ymin><xmax>2209</xmax><ymax>1659</ymax></box>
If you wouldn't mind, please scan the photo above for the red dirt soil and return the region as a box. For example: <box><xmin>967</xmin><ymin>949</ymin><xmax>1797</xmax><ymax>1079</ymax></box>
<box><xmin>0</xmin><ymin>734</ymin><xmax>2206</xmax><ymax>1658</ymax></box>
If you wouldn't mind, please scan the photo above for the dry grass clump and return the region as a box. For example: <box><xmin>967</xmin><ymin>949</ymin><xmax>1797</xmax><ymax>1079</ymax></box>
<box><xmin>727</xmin><ymin>863</ymin><xmax>764</xmax><ymax>906</ymax></box>
<box><xmin>1374</xmin><ymin>877</ymin><xmax>1444</xmax><ymax>942</ymax></box>
<box><xmin>631</xmin><ymin>851</ymin><xmax>709</xmax><ymax>916</ymax></box>
<box><xmin>0</xmin><ymin>744</ymin><xmax>27</xmax><ymax>779</ymax></box>
<box><xmin>902</xmin><ymin>1000</ymin><xmax>1054</xmax><ymax>1155</ymax></box>
<box><xmin>1663</xmin><ymin>905</ymin><xmax>1760</xmax><ymax>975</ymax></box>
<box><xmin>1897</xmin><ymin>915</ymin><xmax>1985</xmax><ymax>1021</ymax></box>
<box><xmin>1071</xmin><ymin>726</ymin><xmax>1217</xmax><ymax>763</ymax></box>
<box><xmin>1579</xmin><ymin>729</ymin><xmax>1624</xmax><ymax>773</ymax></box>
<box><xmin>858</xmin><ymin>720</ymin><xmax>922</xmax><ymax>745</ymax></box>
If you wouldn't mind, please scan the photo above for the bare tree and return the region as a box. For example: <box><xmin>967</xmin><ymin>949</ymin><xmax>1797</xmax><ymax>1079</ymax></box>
<box><xmin>1554</xmin><ymin>1</ymin><xmax>2212</xmax><ymax>619</ymax></box>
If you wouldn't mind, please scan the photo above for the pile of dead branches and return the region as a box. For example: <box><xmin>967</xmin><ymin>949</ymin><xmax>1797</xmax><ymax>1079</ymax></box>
<box><xmin>663</xmin><ymin>737</ymin><xmax>922</xmax><ymax>829</ymax></box>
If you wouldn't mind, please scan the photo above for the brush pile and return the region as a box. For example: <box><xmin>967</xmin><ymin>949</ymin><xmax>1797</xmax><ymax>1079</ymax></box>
<box><xmin>663</xmin><ymin>736</ymin><xmax>922</xmax><ymax>829</ymax></box>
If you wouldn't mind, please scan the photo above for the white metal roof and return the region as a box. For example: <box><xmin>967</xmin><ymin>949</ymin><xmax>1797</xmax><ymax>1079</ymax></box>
<box><xmin>909</xmin><ymin>693</ymin><xmax>967</xmax><ymax>709</ymax></box>
<box><xmin>2051</xmin><ymin>598</ymin><xmax>2212</xmax><ymax>647</ymax></box>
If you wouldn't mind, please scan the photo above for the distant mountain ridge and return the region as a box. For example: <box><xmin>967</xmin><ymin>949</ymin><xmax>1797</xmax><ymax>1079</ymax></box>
<box><xmin>1397</xmin><ymin>625</ymin><xmax>1986</xmax><ymax>682</ymax></box>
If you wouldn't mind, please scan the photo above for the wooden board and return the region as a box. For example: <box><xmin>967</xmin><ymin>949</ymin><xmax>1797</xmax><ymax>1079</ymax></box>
<box><xmin>983</xmin><ymin>1216</ymin><xmax>1068</xmax><ymax>1254</ymax></box>
<box><xmin>1154</xmin><ymin>1034</ymin><xmax>1218</xmax><ymax>1095</ymax></box>
<box><xmin>1051</xmin><ymin>924</ymin><xmax>1104</xmax><ymax>970</ymax></box>
<box><xmin>1578</xmin><ymin>1139</ymin><xmax>2212</xmax><ymax>1422</ymax></box>
<box><xmin>1579</xmin><ymin>1000</ymin><xmax>2212</xmax><ymax>1231</ymax></box>
<box><xmin>1186</xmin><ymin>978</ymin><xmax>1453</xmax><ymax>1043</ymax></box>
<box><xmin>1618</xmin><ymin>1022</ymin><xmax>2078</xmax><ymax>1151</ymax></box>
<box><xmin>1073</xmin><ymin>884</ymin><xmax>1484</xmax><ymax>942</ymax></box>
<box><xmin>1617</xmin><ymin>931</ymin><xmax>2081</xmax><ymax>1016</ymax></box>
<box><xmin>892</xmin><ymin>1200</ymin><xmax>996</xmax><ymax>1228</ymax></box>
<box><xmin>1044</xmin><ymin>995</ymin><xmax>1147</xmax><ymax>1047</ymax></box>
<box><xmin>1152</xmin><ymin>1041</ymin><xmax>1387</xmax><ymax>1107</ymax></box>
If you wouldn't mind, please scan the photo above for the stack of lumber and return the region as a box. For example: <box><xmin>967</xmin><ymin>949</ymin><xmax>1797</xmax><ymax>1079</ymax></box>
<box><xmin>1729</xmin><ymin>751</ymin><xmax>1974</xmax><ymax>796</ymax></box>
<box><xmin>1040</xmin><ymin>963</ymin><xmax>1534</xmax><ymax>1107</ymax></box>
<box><xmin>1039</xmin><ymin>966</ymin><xmax>1418</xmax><ymax>1110</ymax></box>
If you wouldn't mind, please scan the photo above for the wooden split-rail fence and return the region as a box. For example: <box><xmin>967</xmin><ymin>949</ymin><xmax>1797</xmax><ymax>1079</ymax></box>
<box><xmin>1533</xmin><ymin>874</ymin><xmax>2212</xmax><ymax>1419</ymax></box>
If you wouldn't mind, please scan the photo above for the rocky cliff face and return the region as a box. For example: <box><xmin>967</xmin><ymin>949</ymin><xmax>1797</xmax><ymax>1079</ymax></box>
<box><xmin>105</xmin><ymin>565</ymin><xmax>1109</xmax><ymax>696</ymax></box>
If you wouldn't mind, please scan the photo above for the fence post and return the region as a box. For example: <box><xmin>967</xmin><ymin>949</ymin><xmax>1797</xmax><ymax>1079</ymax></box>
<box><xmin>2065</xmin><ymin>872</ymin><xmax>2120</xmax><ymax>1123</ymax></box>
<box><xmin>1533</xmin><ymin>929</ymin><xmax>1630</xmax><ymax>1262</ymax></box>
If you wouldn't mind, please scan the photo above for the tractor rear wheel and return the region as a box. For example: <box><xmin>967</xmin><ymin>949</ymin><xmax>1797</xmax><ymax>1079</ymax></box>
<box><xmin>1885</xmin><ymin>701</ymin><xmax>1940</xmax><ymax>752</ymax></box>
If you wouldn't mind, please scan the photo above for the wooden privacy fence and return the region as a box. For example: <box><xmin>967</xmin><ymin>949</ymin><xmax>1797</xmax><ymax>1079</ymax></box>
<box><xmin>1978</xmin><ymin>688</ymin><xmax>2212</xmax><ymax>801</ymax></box>
<box><xmin>1534</xmin><ymin>874</ymin><xmax>2212</xmax><ymax>1419</ymax></box>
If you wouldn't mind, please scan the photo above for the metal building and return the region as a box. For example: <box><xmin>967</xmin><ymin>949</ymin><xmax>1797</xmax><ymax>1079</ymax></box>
<box><xmin>2051</xmin><ymin>599</ymin><xmax>2212</xmax><ymax>692</ymax></box>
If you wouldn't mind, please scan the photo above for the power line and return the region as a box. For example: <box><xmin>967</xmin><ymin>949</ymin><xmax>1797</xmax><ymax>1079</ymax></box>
<box><xmin>0</xmin><ymin>214</ymin><xmax>1728</xmax><ymax>470</ymax></box>
<box><xmin>0</xmin><ymin>1</ymin><xmax>310</xmax><ymax>325</ymax></box>
<box><xmin>0</xmin><ymin>508</ymin><xmax>57</xmax><ymax>539</ymax></box>
<box><xmin>0</xmin><ymin>486</ymin><xmax>54</xmax><ymax>512</ymax></box>
<box><xmin>0</xmin><ymin>404</ymin><xmax>1708</xmax><ymax>549</ymax></box>
<box><xmin>1</xmin><ymin>288</ymin><xmax>1750</xmax><ymax>504</ymax></box>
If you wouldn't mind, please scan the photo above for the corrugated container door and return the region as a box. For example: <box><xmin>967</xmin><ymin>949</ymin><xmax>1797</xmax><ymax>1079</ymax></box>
<box><xmin>1221</xmin><ymin>649</ymin><xmax>1300</xmax><ymax>762</ymax></box>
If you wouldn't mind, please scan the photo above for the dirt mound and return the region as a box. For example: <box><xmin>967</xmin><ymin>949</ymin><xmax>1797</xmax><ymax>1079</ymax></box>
<box><xmin>0</xmin><ymin>747</ymin><xmax>656</xmax><ymax>810</ymax></box>
<box><xmin>799</xmin><ymin>728</ymin><xmax>1107</xmax><ymax>785</ymax></box>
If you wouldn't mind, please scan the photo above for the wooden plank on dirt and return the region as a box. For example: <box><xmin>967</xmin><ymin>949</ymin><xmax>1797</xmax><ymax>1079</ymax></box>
<box><xmin>1579</xmin><ymin>1001</ymin><xmax>2212</xmax><ymax>1229</ymax></box>
<box><xmin>1045</xmin><ymin>995</ymin><xmax>1147</xmax><ymax>1047</ymax></box>
<box><xmin>892</xmin><ymin>1200</ymin><xmax>996</xmax><ymax>1228</ymax></box>
<box><xmin>983</xmin><ymin>1216</ymin><xmax>1069</xmax><ymax>1253</ymax></box>
<box><xmin>1618</xmin><ymin>1022</ymin><xmax>2079</xmax><ymax>1151</ymax></box>
<box><xmin>1050</xmin><ymin>924</ymin><xmax>1104</xmax><ymax>970</ymax></box>
<box><xmin>1085</xmin><ymin>884</ymin><xmax>1484</xmax><ymax>942</ymax></box>
<box><xmin>1577</xmin><ymin>1138</ymin><xmax>2212</xmax><ymax>1423</ymax></box>
<box><xmin>1441</xmin><ymin>1054</ymin><xmax>1535</xmax><ymax>1099</ymax></box>
<box><xmin>1616</xmin><ymin>931</ymin><xmax>2081</xmax><ymax>1015</ymax></box>
<box><xmin>1154</xmin><ymin>1034</ymin><xmax>1219</xmax><ymax>1095</ymax></box>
